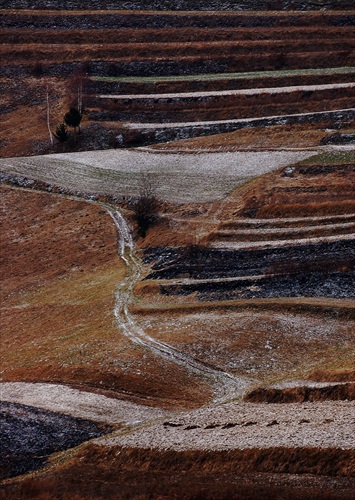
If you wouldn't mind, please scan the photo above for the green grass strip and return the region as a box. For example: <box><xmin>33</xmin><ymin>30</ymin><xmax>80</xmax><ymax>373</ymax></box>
<box><xmin>297</xmin><ymin>150</ymin><xmax>355</xmax><ymax>166</ymax></box>
<box><xmin>91</xmin><ymin>67</ymin><xmax>355</xmax><ymax>84</ymax></box>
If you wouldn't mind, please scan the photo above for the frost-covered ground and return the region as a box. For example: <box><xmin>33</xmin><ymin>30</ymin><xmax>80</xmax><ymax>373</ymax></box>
<box><xmin>0</xmin><ymin>149</ymin><xmax>315</xmax><ymax>203</ymax></box>
<box><xmin>135</xmin><ymin>309</ymin><xmax>354</xmax><ymax>382</ymax></box>
<box><xmin>125</xmin><ymin>109</ymin><xmax>354</xmax><ymax>130</ymax></box>
<box><xmin>1</xmin><ymin>383</ymin><xmax>354</xmax><ymax>452</ymax></box>
<box><xmin>210</xmin><ymin>232</ymin><xmax>355</xmax><ymax>249</ymax></box>
<box><xmin>101</xmin><ymin>400</ymin><xmax>355</xmax><ymax>451</ymax></box>
<box><xmin>99</xmin><ymin>82</ymin><xmax>355</xmax><ymax>100</ymax></box>
<box><xmin>0</xmin><ymin>383</ymin><xmax>171</xmax><ymax>425</ymax></box>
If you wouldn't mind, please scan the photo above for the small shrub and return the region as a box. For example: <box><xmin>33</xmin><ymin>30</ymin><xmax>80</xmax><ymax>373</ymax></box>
<box><xmin>132</xmin><ymin>173</ymin><xmax>160</xmax><ymax>237</ymax></box>
<box><xmin>54</xmin><ymin>123</ymin><xmax>69</xmax><ymax>143</ymax></box>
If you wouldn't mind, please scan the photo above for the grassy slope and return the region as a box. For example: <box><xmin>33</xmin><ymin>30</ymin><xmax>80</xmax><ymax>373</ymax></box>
<box><xmin>135</xmin><ymin>307</ymin><xmax>354</xmax><ymax>384</ymax></box>
<box><xmin>93</xmin><ymin>67</ymin><xmax>355</xmax><ymax>84</ymax></box>
<box><xmin>1</xmin><ymin>151</ymin><xmax>354</xmax><ymax>498</ymax></box>
<box><xmin>1</xmin><ymin>8</ymin><xmax>354</xmax><ymax>497</ymax></box>
<box><xmin>0</xmin><ymin>186</ymin><xmax>211</xmax><ymax>409</ymax></box>
<box><xmin>128</xmin><ymin>149</ymin><xmax>355</xmax><ymax>385</ymax></box>
<box><xmin>208</xmin><ymin>150</ymin><xmax>355</xmax><ymax>219</ymax></box>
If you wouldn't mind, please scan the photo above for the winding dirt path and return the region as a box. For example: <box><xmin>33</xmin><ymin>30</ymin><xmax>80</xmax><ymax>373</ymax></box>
<box><xmin>106</xmin><ymin>206</ymin><xmax>251</xmax><ymax>402</ymax></box>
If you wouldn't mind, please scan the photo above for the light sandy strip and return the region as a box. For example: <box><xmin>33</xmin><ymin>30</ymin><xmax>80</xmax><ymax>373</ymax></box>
<box><xmin>209</xmin><ymin>232</ymin><xmax>355</xmax><ymax>250</ymax></box>
<box><xmin>223</xmin><ymin>213</ymin><xmax>355</xmax><ymax>225</ymax></box>
<box><xmin>0</xmin><ymin>149</ymin><xmax>316</xmax><ymax>203</ymax></box>
<box><xmin>215</xmin><ymin>221</ymin><xmax>355</xmax><ymax>235</ymax></box>
<box><xmin>99</xmin><ymin>82</ymin><xmax>355</xmax><ymax>100</ymax></box>
<box><xmin>269</xmin><ymin>380</ymin><xmax>355</xmax><ymax>389</ymax></box>
<box><xmin>99</xmin><ymin>400</ymin><xmax>355</xmax><ymax>450</ymax></box>
<box><xmin>125</xmin><ymin>107</ymin><xmax>355</xmax><ymax>128</ymax></box>
<box><xmin>155</xmin><ymin>274</ymin><xmax>288</xmax><ymax>286</ymax></box>
<box><xmin>0</xmin><ymin>383</ymin><xmax>172</xmax><ymax>425</ymax></box>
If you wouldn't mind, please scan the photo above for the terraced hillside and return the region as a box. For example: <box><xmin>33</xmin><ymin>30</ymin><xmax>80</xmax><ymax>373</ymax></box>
<box><xmin>1</xmin><ymin>3</ymin><xmax>354</xmax><ymax>499</ymax></box>
<box><xmin>1</xmin><ymin>149</ymin><xmax>354</xmax><ymax>388</ymax></box>
<box><xmin>4</xmin><ymin>0</ymin><xmax>355</xmax><ymax>10</ymax></box>
<box><xmin>1</xmin><ymin>6</ymin><xmax>354</xmax><ymax>154</ymax></box>
<box><xmin>1</xmin><ymin>145</ymin><xmax>354</xmax><ymax>498</ymax></box>
<box><xmin>2</xmin><ymin>9</ymin><xmax>353</xmax><ymax>78</ymax></box>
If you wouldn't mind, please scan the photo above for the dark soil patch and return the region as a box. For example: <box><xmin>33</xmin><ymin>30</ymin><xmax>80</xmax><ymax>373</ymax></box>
<box><xmin>0</xmin><ymin>401</ymin><xmax>111</xmax><ymax>480</ymax></box>
<box><xmin>144</xmin><ymin>240</ymin><xmax>355</xmax><ymax>281</ymax></box>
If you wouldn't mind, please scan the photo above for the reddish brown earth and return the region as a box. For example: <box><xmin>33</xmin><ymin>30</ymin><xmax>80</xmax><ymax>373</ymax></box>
<box><xmin>2</xmin><ymin>40</ymin><xmax>353</xmax><ymax>68</ymax></box>
<box><xmin>1</xmin><ymin>7</ymin><xmax>354</xmax><ymax>499</ymax></box>
<box><xmin>198</xmin><ymin>150</ymin><xmax>355</xmax><ymax>221</ymax></box>
<box><xmin>244</xmin><ymin>382</ymin><xmax>355</xmax><ymax>403</ymax></box>
<box><xmin>1</xmin><ymin>8</ymin><xmax>354</xmax><ymax>156</ymax></box>
<box><xmin>149</xmin><ymin>123</ymin><xmax>334</xmax><ymax>150</ymax></box>
<box><xmin>0</xmin><ymin>76</ymin><xmax>81</xmax><ymax>159</ymax></box>
<box><xmin>0</xmin><ymin>186</ymin><xmax>211</xmax><ymax>410</ymax></box>
<box><xmin>1</xmin><ymin>171</ymin><xmax>354</xmax><ymax>496</ymax></box>
<box><xmin>1</xmin><ymin>143</ymin><xmax>354</xmax><ymax>500</ymax></box>
<box><xmin>1</xmin><ymin>445</ymin><xmax>355</xmax><ymax>500</ymax></box>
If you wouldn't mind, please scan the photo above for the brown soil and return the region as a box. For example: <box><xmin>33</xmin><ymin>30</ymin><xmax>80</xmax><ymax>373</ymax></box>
<box><xmin>1</xmin><ymin>155</ymin><xmax>354</xmax><ymax>497</ymax></box>
<box><xmin>1</xmin><ymin>9</ymin><xmax>354</xmax><ymax>157</ymax></box>
<box><xmin>206</xmin><ymin>153</ymin><xmax>355</xmax><ymax>220</ymax></box>
<box><xmin>307</xmin><ymin>369</ymin><xmax>355</xmax><ymax>382</ymax></box>
<box><xmin>94</xmin><ymin>86</ymin><xmax>354</xmax><ymax>123</ymax></box>
<box><xmin>1</xmin><ymin>26</ymin><xmax>354</xmax><ymax>45</ymax></box>
<box><xmin>244</xmin><ymin>383</ymin><xmax>355</xmax><ymax>403</ymax></box>
<box><xmin>1</xmin><ymin>445</ymin><xmax>354</xmax><ymax>500</ymax></box>
<box><xmin>3</xmin><ymin>40</ymin><xmax>354</xmax><ymax>65</ymax></box>
<box><xmin>70</xmin><ymin>444</ymin><xmax>355</xmax><ymax>477</ymax></box>
<box><xmin>150</xmin><ymin>123</ymin><xmax>332</xmax><ymax>150</ymax></box>
<box><xmin>0</xmin><ymin>186</ymin><xmax>211</xmax><ymax>410</ymax></box>
<box><xmin>0</xmin><ymin>186</ymin><xmax>118</xmax><ymax>297</ymax></box>
<box><xmin>130</xmin><ymin>305</ymin><xmax>354</xmax><ymax>386</ymax></box>
<box><xmin>0</xmin><ymin>76</ymin><xmax>77</xmax><ymax>158</ymax></box>
<box><xmin>1</xmin><ymin>8</ymin><xmax>354</xmax><ymax>496</ymax></box>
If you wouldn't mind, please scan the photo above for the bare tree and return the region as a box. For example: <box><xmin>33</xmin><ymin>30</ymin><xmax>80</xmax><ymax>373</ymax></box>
<box><xmin>68</xmin><ymin>65</ymin><xmax>88</xmax><ymax>113</ymax></box>
<box><xmin>132</xmin><ymin>172</ymin><xmax>160</xmax><ymax>237</ymax></box>
<box><xmin>46</xmin><ymin>83</ymin><xmax>54</xmax><ymax>146</ymax></box>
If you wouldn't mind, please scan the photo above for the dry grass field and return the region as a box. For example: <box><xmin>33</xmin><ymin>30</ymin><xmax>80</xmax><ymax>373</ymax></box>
<box><xmin>0</xmin><ymin>186</ymin><xmax>211</xmax><ymax>410</ymax></box>
<box><xmin>1</xmin><ymin>145</ymin><xmax>354</xmax><ymax>497</ymax></box>
<box><xmin>0</xmin><ymin>149</ymin><xmax>315</xmax><ymax>203</ymax></box>
<box><xmin>1</xmin><ymin>7</ymin><xmax>355</xmax><ymax>154</ymax></box>
<box><xmin>1</xmin><ymin>4</ymin><xmax>354</xmax><ymax>499</ymax></box>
